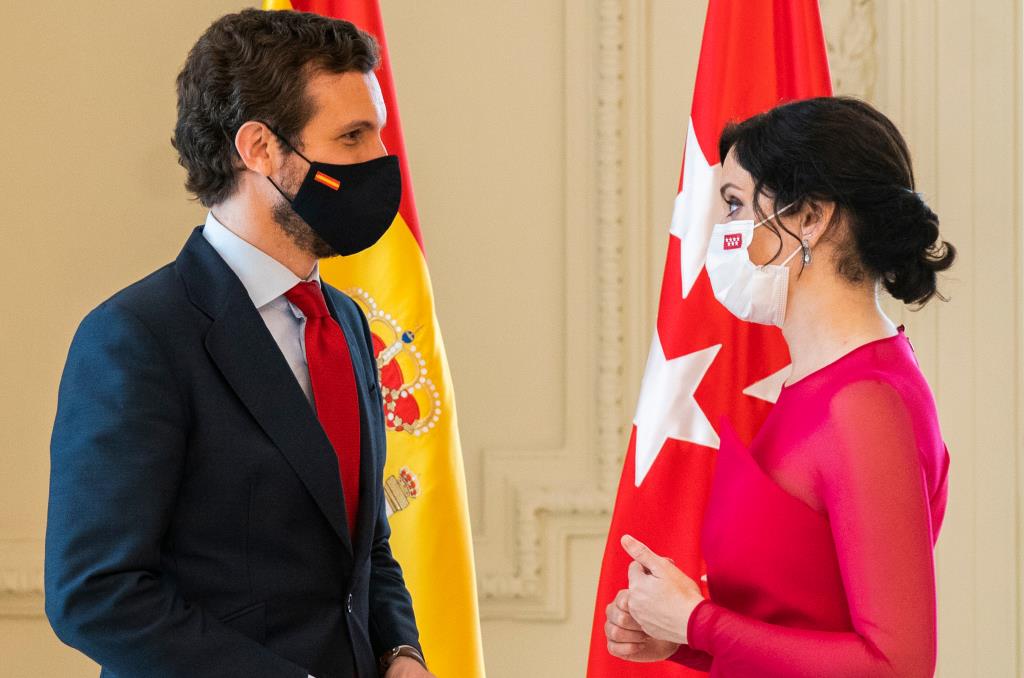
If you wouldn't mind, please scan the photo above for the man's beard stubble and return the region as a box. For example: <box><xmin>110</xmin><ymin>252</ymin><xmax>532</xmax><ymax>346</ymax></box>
<box><xmin>271</xmin><ymin>162</ymin><xmax>338</xmax><ymax>260</ymax></box>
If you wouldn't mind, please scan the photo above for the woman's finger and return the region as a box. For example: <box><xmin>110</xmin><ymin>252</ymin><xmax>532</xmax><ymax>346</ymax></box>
<box><xmin>627</xmin><ymin>559</ymin><xmax>647</xmax><ymax>585</ymax></box>
<box><xmin>606</xmin><ymin>602</ymin><xmax>644</xmax><ymax>630</ymax></box>
<box><xmin>605</xmin><ymin>619</ymin><xmax>648</xmax><ymax>643</ymax></box>
<box><xmin>621</xmin><ymin>535</ymin><xmax>667</xmax><ymax>576</ymax></box>
<box><xmin>608</xmin><ymin>640</ymin><xmax>643</xmax><ymax>658</ymax></box>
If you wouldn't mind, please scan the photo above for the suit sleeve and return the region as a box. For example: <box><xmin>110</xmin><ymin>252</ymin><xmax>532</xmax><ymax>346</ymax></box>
<box><xmin>351</xmin><ymin>301</ymin><xmax>423</xmax><ymax>662</ymax></box>
<box><xmin>678</xmin><ymin>381</ymin><xmax>939</xmax><ymax>677</ymax></box>
<box><xmin>45</xmin><ymin>301</ymin><xmax>308</xmax><ymax>678</ymax></box>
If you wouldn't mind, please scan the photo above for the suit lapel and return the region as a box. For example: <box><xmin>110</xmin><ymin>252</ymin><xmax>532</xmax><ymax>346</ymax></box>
<box><xmin>177</xmin><ymin>227</ymin><xmax>354</xmax><ymax>555</ymax></box>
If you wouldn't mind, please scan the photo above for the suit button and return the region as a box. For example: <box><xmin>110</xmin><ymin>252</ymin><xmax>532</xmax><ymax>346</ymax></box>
<box><xmin>346</xmin><ymin>593</ymin><xmax>353</xmax><ymax>613</ymax></box>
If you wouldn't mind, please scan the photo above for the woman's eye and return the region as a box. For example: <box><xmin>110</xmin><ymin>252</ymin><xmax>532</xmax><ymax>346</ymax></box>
<box><xmin>725</xmin><ymin>199</ymin><xmax>742</xmax><ymax>217</ymax></box>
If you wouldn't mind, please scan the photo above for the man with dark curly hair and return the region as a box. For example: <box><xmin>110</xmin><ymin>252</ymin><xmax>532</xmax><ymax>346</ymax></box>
<box><xmin>45</xmin><ymin>9</ymin><xmax>432</xmax><ymax>678</ymax></box>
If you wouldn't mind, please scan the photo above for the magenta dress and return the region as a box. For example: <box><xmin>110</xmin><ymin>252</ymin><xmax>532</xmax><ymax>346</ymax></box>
<box><xmin>670</xmin><ymin>327</ymin><xmax>950</xmax><ymax>677</ymax></box>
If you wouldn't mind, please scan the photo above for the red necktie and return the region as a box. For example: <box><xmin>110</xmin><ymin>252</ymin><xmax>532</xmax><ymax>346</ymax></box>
<box><xmin>285</xmin><ymin>281</ymin><xmax>361</xmax><ymax>536</ymax></box>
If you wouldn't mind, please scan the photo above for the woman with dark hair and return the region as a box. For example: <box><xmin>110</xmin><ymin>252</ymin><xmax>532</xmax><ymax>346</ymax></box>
<box><xmin>604</xmin><ymin>96</ymin><xmax>954</xmax><ymax>676</ymax></box>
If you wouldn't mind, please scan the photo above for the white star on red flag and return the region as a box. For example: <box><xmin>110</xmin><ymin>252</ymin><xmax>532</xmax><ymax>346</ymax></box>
<box><xmin>742</xmin><ymin>364</ymin><xmax>793</xmax><ymax>403</ymax></box>
<box><xmin>670</xmin><ymin>120</ymin><xmax>722</xmax><ymax>299</ymax></box>
<box><xmin>633</xmin><ymin>335</ymin><xmax>721</xmax><ymax>486</ymax></box>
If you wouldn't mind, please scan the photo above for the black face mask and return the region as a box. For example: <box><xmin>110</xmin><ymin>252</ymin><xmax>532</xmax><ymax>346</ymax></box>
<box><xmin>264</xmin><ymin>126</ymin><xmax>402</xmax><ymax>256</ymax></box>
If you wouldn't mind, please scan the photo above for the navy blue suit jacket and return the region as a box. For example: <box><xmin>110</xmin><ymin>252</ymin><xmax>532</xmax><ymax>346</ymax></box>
<box><xmin>46</xmin><ymin>227</ymin><xmax>421</xmax><ymax>678</ymax></box>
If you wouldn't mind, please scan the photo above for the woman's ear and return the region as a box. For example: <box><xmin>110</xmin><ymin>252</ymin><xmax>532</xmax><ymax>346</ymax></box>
<box><xmin>800</xmin><ymin>199</ymin><xmax>835</xmax><ymax>247</ymax></box>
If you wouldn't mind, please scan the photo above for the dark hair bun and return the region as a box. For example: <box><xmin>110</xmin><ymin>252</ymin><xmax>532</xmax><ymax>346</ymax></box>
<box><xmin>855</xmin><ymin>187</ymin><xmax>956</xmax><ymax>305</ymax></box>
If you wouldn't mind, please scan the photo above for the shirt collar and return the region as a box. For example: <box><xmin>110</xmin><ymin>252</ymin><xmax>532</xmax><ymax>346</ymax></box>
<box><xmin>202</xmin><ymin>211</ymin><xmax>320</xmax><ymax>309</ymax></box>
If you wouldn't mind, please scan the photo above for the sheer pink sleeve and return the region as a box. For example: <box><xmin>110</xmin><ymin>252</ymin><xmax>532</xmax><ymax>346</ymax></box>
<box><xmin>675</xmin><ymin>380</ymin><xmax>939</xmax><ymax>677</ymax></box>
<box><xmin>667</xmin><ymin>640</ymin><xmax>713</xmax><ymax>671</ymax></box>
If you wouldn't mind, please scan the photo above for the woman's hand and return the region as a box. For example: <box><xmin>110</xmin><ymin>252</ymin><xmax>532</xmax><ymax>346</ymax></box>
<box><xmin>621</xmin><ymin>534</ymin><xmax>705</xmax><ymax>645</ymax></box>
<box><xmin>605</xmin><ymin>589</ymin><xmax>681</xmax><ymax>662</ymax></box>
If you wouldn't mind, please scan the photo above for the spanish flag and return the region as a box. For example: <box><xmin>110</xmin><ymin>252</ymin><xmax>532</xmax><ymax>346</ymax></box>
<box><xmin>264</xmin><ymin>2</ymin><xmax>485</xmax><ymax>676</ymax></box>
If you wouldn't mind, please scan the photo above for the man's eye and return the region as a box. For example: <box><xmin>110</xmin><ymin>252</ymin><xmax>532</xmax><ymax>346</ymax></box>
<box><xmin>342</xmin><ymin>130</ymin><xmax>362</xmax><ymax>142</ymax></box>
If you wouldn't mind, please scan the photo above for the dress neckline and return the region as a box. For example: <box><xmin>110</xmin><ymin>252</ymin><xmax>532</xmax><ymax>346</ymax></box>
<box><xmin>781</xmin><ymin>325</ymin><xmax>906</xmax><ymax>392</ymax></box>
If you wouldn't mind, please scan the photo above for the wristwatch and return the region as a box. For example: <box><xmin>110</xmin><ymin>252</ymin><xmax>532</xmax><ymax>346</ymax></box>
<box><xmin>379</xmin><ymin>645</ymin><xmax>427</xmax><ymax>674</ymax></box>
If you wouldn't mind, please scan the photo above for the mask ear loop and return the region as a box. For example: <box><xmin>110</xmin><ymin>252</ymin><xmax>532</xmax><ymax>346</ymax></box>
<box><xmin>256</xmin><ymin>121</ymin><xmax>313</xmax><ymax>163</ymax></box>
<box><xmin>776</xmin><ymin>200</ymin><xmax>815</xmax><ymax>266</ymax></box>
<box><xmin>753</xmin><ymin>200</ymin><xmax>807</xmax><ymax>266</ymax></box>
<box><xmin>753</xmin><ymin>199</ymin><xmax>798</xmax><ymax>227</ymax></box>
<box><xmin>266</xmin><ymin>174</ymin><xmax>296</xmax><ymax>204</ymax></box>
<box><xmin>254</xmin><ymin>120</ymin><xmax>312</xmax><ymax>204</ymax></box>
<box><xmin>781</xmin><ymin>241</ymin><xmax>805</xmax><ymax>266</ymax></box>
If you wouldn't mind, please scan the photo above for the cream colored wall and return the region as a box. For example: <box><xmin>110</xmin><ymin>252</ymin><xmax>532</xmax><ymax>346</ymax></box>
<box><xmin>868</xmin><ymin>3</ymin><xmax>1023</xmax><ymax>675</ymax></box>
<box><xmin>0</xmin><ymin>1</ymin><xmax>1019</xmax><ymax>677</ymax></box>
<box><xmin>0</xmin><ymin>1</ymin><xmax>246</xmax><ymax>675</ymax></box>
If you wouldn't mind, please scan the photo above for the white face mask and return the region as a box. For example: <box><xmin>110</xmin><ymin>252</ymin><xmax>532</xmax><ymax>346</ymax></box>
<box><xmin>705</xmin><ymin>203</ymin><xmax>805</xmax><ymax>327</ymax></box>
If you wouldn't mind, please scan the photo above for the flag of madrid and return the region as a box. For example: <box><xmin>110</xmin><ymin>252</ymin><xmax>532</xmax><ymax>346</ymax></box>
<box><xmin>588</xmin><ymin>2</ymin><xmax>832</xmax><ymax>675</ymax></box>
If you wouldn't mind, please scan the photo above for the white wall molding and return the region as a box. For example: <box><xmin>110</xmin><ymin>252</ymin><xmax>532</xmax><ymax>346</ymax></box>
<box><xmin>873</xmin><ymin>1</ymin><xmax>1022</xmax><ymax>675</ymax></box>
<box><xmin>821</xmin><ymin>0</ymin><xmax>878</xmax><ymax>100</ymax></box>
<box><xmin>476</xmin><ymin>0</ymin><xmax>628</xmax><ymax>620</ymax></box>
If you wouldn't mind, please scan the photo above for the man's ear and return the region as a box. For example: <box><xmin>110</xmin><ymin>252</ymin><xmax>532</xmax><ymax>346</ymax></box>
<box><xmin>233</xmin><ymin>121</ymin><xmax>277</xmax><ymax>177</ymax></box>
<box><xmin>800</xmin><ymin>199</ymin><xmax>835</xmax><ymax>247</ymax></box>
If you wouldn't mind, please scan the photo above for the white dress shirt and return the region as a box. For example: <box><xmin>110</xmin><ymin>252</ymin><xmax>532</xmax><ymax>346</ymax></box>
<box><xmin>202</xmin><ymin>211</ymin><xmax>320</xmax><ymax>408</ymax></box>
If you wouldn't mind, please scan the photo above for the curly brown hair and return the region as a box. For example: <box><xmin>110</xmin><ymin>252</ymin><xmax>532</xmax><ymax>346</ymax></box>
<box><xmin>171</xmin><ymin>9</ymin><xmax>379</xmax><ymax>207</ymax></box>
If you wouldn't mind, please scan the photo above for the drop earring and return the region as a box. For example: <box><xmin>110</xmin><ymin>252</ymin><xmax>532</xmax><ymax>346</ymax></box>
<box><xmin>801</xmin><ymin>239</ymin><xmax>812</xmax><ymax>265</ymax></box>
